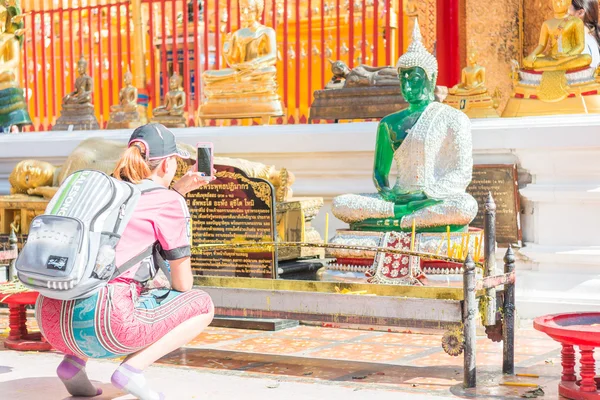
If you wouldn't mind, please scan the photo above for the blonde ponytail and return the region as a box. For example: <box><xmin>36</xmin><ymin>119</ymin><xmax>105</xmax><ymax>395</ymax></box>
<box><xmin>113</xmin><ymin>142</ymin><xmax>159</xmax><ymax>184</ymax></box>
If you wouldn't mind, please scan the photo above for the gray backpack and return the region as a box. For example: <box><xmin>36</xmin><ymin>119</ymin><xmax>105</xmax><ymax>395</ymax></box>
<box><xmin>16</xmin><ymin>170</ymin><xmax>170</xmax><ymax>300</ymax></box>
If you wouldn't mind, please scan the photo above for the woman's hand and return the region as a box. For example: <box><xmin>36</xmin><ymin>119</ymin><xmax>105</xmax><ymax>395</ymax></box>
<box><xmin>172</xmin><ymin>171</ymin><xmax>213</xmax><ymax>196</ymax></box>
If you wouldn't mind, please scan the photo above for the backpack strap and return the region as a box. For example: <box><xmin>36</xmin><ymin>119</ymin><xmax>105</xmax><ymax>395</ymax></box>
<box><xmin>153</xmin><ymin>242</ymin><xmax>172</xmax><ymax>286</ymax></box>
<box><xmin>137</xmin><ymin>179</ymin><xmax>168</xmax><ymax>194</ymax></box>
<box><xmin>109</xmin><ymin>244</ymin><xmax>154</xmax><ymax>281</ymax></box>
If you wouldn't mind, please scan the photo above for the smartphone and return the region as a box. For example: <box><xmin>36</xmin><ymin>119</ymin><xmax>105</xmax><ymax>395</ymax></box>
<box><xmin>196</xmin><ymin>142</ymin><xmax>214</xmax><ymax>177</ymax></box>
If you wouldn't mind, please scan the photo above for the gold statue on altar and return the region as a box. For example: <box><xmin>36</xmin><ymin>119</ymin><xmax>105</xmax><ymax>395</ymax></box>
<box><xmin>53</xmin><ymin>56</ymin><xmax>100</xmax><ymax>130</ymax></box>
<box><xmin>0</xmin><ymin>0</ymin><xmax>31</xmax><ymax>132</ymax></box>
<box><xmin>522</xmin><ymin>1</ymin><xmax>591</xmax><ymax>72</ymax></box>
<box><xmin>503</xmin><ymin>0</ymin><xmax>600</xmax><ymax>117</ymax></box>
<box><xmin>107</xmin><ymin>67</ymin><xmax>147</xmax><ymax>129</ymax></box>
<box><xmin>197</xmin><ymin>0</ymin><xmax>284</xmax><ymax>126</ymax></box>
<box><xmin>444</xmin><ymin>45</ymin><xmax>499</xmax><ymax>118</ymax></box>
<box><xmin>150</xmin><ymin>72</ymin><xmax>187</xmax><ymax>128</ymax></box>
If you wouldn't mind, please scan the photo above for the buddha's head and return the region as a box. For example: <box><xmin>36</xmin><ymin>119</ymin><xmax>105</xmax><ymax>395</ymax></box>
<box><xmin>329</xmin><ymin>60</ymin><xmax>351</xmax><ymax>79</ymax></box>
<box><xmin>397</xmin><ymin>18</ymin><xmax>437</xmax><ymax>105</ymax></box>
<box><xmin>467</xmin><ymin>44</ymin><xmax>479</xmax><ymax>66</ymax></box>
<box><xmin>9</xmin><ymin>160</ymin><xmax>55</xmax><ymax>194</ymax></box>
<box><xmin>169</xmin><ymin>72</ymin><xmax>183</xmax><ymax>90</ymax></box>
<box><xmin>124</xmin><ymin>68</ymin><xmax>133</xmax><ymax>86</ymax></box>
<box><xmin>77</xmin><ymin>56</ymin><xmax>87</xmax><ymax>76</ymax></box>
<box><xmin>552</xmin><ymin>0</ymin><xmax>569</xmax><ymax>15</ymax></box>
<box><xmin>240</xmin><ymin>0</ymin><xmax>263</xmax><ymax>27</ymax></box>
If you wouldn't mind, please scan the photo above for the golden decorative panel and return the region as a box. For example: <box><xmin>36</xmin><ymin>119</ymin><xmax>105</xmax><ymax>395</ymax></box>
<box><xmin>465</xmin><ymin>0</ymin><xmax>522</xmax><ymax>113</ymax></box>
<box><xmin>405</xmin><ymin>0</ymin><xmax>437</xmax><ymax>53</ymax></box>
<box><xmin>523</xmin><ymin>0</ymin><xmax>553</xmax><ymax>57</ymax></box>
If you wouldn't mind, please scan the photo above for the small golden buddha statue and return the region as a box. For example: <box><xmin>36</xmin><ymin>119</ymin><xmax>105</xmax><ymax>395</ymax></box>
<box><xmin>197</xmin><ymin>0</ymin><xmax>284</xmax><ymax>125</ymax></box>
<box><xmin>111</xmin><ymin>68</ymin><xmax>137</xmax><ymax>112</ymax></box>
<box><xmin>153</xmin><ymin>73</ymin><xmax>185</xmax><ymax>117</ymax></box>
<box><xmin>523</xmin><ymin>0</ymin><xmax>591</xmax><ymax>71</ymax></box>
<box><xmin>53</xmin><ymin>56</ymin><xmax>100</xmax><ymax>130</ymax></box>
<box><xmin>63</xmin><ymin>57</ymin><xmax>93</xmax><ymax>105</ymax></box>
<box><xmin>151</xmin><ymin>72</ymin><xmax>187</xmax><ymax>127</ymax></box>
<box><xmin>107</xmin><ymin>67</ymin><xmax>147</xmax><ymax>129</ymax></box>
<box><xmin>449</xmin><ymin>48</ymin><xmax>486</xmax><ymax>96</ymax></box>
<box><xmin>444</xmin><ymin>46</ymin><xmax>499</xmax><ymax>118</ymax></box>
<box><xmin>0</xmin><ymin>0</ymin><xmax>31</xmax><ymax>132</ymax></box>
<box><xmin>502</xmin><ymin>0</ymin><xmax>600</xmax><ymax>116</ymax></box>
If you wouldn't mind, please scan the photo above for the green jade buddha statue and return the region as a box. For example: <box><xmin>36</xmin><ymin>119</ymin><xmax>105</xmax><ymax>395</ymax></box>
<box><xmin>332</xmin><ymin>20</ymin><xmax>478</xmax><ymax>232</ymax></box>
<box><xmin>0</xmin><ymin>0</ymin><xmax>31</xmax><ymax>132</ymax></box>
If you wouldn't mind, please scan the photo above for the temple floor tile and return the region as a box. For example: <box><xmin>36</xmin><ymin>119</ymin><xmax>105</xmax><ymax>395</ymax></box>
<box><xmin>1</xmin><ymin>311</ymin><xmax>593</xmax><ymax>398</ymax></box>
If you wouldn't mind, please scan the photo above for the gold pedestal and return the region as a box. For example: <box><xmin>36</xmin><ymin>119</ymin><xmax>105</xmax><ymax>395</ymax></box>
<box><xmin>197</xmin><ymin>92</ymin><xmax>284</xmax><ymax>126</ymax></box>
<box><xmin>107</xmin><ymin>106</ymin><xmax>148</xmax><ymax>130</ymax></box>
<box><xmin>53</xmin><ymin>103</ymin><xmax>100</xmax><ymax>131</ymax></box>
<box><xmin>0</xmin><ymin>195</ymin><xmax>49</xmax><ymax>235</ymax></box>
<box><xmin>150</xmin><ymin>114</ymin><xmax>187</xmax><ymax>128</ymax></box>
<box><xmin>502</xmin><ymin>68</ymin><xmax>600</xmax><ymax>117</ymax></box>
<box><xmin>444</xmin><ymin>92</ymin><xmax>499</xmax><ymax>118</ymax></box>
<box><xmin>276</xmin><ymin>197</ymin><xmax>324</xmax><ymax>261</ymax></box>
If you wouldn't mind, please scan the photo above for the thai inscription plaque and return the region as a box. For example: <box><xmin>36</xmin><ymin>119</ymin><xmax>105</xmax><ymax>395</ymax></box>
<box><xmin>186</xmin><ymin>165</ymin><xmax>276</xmax><ymax>278</ymax></box>
<box><xmin>467</xmin><ymin>164</ymin><xmax>521</xmax><ymax>246</ymax></box>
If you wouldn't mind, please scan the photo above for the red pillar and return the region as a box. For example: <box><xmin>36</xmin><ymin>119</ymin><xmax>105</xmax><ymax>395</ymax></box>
<box><xmin>436</xmin><ymin>0</ymin><xmax>461</xmax><ymax>87</ymax></box>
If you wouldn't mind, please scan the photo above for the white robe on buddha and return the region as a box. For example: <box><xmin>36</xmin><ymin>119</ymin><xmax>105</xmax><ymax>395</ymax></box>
<box><xmin>332</xmin><ymin>102</ymin><xmax>478</xmax><ymax>229</ymax></box>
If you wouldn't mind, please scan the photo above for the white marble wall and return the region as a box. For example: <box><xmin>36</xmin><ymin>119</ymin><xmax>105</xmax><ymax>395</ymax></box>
<box><xmin>2</xmin><ymin>114</ymin><xmax>600</xmax><ymax>318</ymax></box>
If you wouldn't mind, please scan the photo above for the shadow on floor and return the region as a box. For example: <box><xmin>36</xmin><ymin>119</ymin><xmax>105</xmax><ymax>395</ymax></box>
<box><xmin>158</xmin><ymin>347</ymin><xmax>560</xmax><ymax>398</ymax></box>
<box><xmin>0</xmin><ymin>377</ymin><xmax>130</xmax><ymax>400</ymax></box>
<box><xmin>0</xmin><ymin>365</ymin><xmax>12</xmax><ymax>375</ymax></box>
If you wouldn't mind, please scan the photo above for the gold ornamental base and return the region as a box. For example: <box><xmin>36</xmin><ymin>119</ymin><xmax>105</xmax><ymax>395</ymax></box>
<box><xmin>502</xmin><ymin>90</ymin><xmax>600</xmax><ymax>117</ymax></box>
<box><xmin>502</xmin><ymin>69</ymin><xmax>600</xmax><ymax>117</ymax></box>
<box><xmin>444</xmin><ymin>93</ymin><xmax>499</xmax><ymax>119</ymax></box>
<box><xmin>149</xmin><ymin>114</ymin><xmax>188</xmax><ymax>128</ymax></box>
<box><xmin>107</xmin><ymin>106</ymin><xmax>148</xmax><ymax>130</ymax></box>
<box><xmin>197</xmin><ymin>93</ymin><xmax>284</xmax><ymax>126</ymax></box>
<box><xmin>52</xmin><ymin>104</ymin><xmax>100</xmax><ymax>131</ymax></box>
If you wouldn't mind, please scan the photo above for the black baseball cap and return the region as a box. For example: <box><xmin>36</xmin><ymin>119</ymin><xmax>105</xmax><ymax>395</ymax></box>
<box><xmin>128</xmin><ymin>123</ymin><xmax>193</xmax><ymax>164</ymax></box>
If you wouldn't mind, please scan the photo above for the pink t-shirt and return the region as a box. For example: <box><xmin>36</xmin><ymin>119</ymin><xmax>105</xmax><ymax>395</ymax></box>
<box><xmin>112</xmin><ymin>188</ymin><xmax>191</xmax><ymax>283</ymax></box>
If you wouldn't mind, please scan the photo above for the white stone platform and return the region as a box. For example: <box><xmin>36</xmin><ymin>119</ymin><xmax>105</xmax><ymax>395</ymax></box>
<box><xmin>1</xmin><ymin>114</ymin><xmax>600</xmax><ymax>318</ymax></box>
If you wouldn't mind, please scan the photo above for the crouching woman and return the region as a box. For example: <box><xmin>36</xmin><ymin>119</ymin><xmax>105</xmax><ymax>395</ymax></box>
<box><xmin>35</xmin><ymin>123</ymin><xmax>215</xmax><ymax>400</ymax></box>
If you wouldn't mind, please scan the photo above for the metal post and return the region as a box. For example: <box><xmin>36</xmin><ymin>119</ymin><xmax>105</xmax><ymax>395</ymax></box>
<box><xmin>463</xmin><ymin>253</ymin><xmax>477</xmax><ymax>388</ymax></box>
<box><xmin>483</xmin><ymin>192</ymin><xmax>497</xmax><ymax>326</ymax></box>
<box><xmin>503</xmin><ymin>245</ymin><xmax>516</xmax><ymax>375</ymax></box>
<box><xmin>8</xmin><ymin>228</ymin><xmax>18</xmax><ymax>280</ymax></box>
